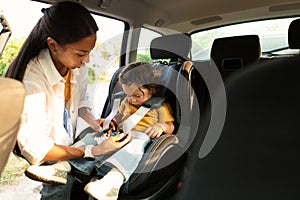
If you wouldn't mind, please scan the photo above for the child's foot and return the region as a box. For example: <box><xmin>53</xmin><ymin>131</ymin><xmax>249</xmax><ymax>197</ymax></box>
<box><xmin>25</xmin><ymin>161</ymin><xmax>71</xmax><ymax>185</ymax></box>
<box><xmin>84</xmin><ymin>168</ymin><xmax>124</xmax><ymax>200</ymax></box>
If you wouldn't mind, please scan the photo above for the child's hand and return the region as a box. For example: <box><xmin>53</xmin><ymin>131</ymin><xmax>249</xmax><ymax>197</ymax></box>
<box><xmin>144</xmin><ymin>123</ymin><xmax>165</xmax><ymax>139</ymax></box>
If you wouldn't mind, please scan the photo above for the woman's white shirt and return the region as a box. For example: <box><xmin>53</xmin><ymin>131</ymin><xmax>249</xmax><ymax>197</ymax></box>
<box><xmin>17</xmin><ymin>49</ymin><xmax>91</xmax><ymax>165</ymax></box>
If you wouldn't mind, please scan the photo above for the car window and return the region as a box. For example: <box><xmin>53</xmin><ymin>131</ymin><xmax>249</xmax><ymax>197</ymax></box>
<box><xmin>86</xmin><ymin>15</ymin><xmax>124</xmax><ymax>116</ymax></box>
<box><xmin>136</xmin><ymin>27</ymin><xmax>161</xmax><ymax>62</ymax></box>
<box><xmin>191</xmin><ymin>17</ymin><xmax>299</xmax><ymax>60</ymax></box>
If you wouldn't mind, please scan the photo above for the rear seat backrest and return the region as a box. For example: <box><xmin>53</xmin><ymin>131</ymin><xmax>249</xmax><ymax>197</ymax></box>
<box><xmin>174</xmin><ymin>55</ymin><xmax>300</xmax><ymax>200</ymax></box>
<box><xmin>210</xmin><ymin>35</ymin><xmax>261</xmax><ymax>79</ymax></box>
<box><xmin>150</xmin><ymin>33</ymin><xmax>192</xmax><ymax>67</ymax></box>
<box><xmin>288</xmin><ymin>18</ymin><xmax>300</xmax><ymax>50</ymax></box>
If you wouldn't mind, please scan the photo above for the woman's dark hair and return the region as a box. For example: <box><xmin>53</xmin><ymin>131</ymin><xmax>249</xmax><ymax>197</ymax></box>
<box><xmin>119</xmin><ymin>62</ymin><xmax>162</xmax><ymax>95</ymax></box>
<box><xmin>5</xmin><ymin>1</ymin><xmax>98</xmax><ymax>81</ymax></box>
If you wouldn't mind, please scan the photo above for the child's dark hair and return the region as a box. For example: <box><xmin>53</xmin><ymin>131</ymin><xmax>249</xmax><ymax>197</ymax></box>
<box><xmin>5</xmin><ymin>1</ymin><xmax>98</xmax><ymax>81</ymax></box>
<box><xmin>119</xmin><ymin>62</ymin><xmax>162</xmax><ymax>95</ymax></box>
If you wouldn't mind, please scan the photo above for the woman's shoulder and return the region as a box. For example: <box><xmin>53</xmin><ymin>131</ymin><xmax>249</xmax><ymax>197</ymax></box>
<box><xmin>22</xmin><ymin>54</ymin><xmax>52</xmax><ymax>94</ymax></box>
<box><xmin>24</xmin><ymin>49</ymin><xmax>49</xmax><ymax>78</ymax></box>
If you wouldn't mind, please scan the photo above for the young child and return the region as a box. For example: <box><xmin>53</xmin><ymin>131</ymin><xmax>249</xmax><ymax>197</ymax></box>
<box><xmin>25</xmin><ymin>61</ymin><xmax>175</xmax><ymax>199</ymax></box>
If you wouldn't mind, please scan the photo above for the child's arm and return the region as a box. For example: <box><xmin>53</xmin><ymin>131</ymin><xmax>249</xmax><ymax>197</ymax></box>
<box><xmin>112</xmin><ymin>112</ymin><xmax>123</xmax><ymax>125</ymax></box>
<box><xmin>157</xmin><ymin>121</ymin><xmax>174</xmax><ymax>135</ymax></box>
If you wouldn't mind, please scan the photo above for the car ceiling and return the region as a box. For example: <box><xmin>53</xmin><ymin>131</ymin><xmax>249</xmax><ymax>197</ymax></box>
<box><xmin>34</xmin><ymin>0</ymin><xmax>300</xmax><ymax>34</ymax></box>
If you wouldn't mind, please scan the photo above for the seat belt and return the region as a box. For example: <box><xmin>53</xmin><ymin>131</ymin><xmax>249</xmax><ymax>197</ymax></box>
<box><xmin>122</xmin><ymin>97</ymin><xmax>165</xmax><ymax>133</ymax></box>
<box><xmin>103</xmin><ymin>97</ymin><xmax>166</xmax><ymax>133</ymax></box>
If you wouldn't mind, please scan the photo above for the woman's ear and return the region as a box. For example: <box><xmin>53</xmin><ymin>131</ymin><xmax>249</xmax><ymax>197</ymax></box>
<box><xmin>47</xmin><ymin>37</ymin><xmax>59</xmax><ymax>54</ymax></box>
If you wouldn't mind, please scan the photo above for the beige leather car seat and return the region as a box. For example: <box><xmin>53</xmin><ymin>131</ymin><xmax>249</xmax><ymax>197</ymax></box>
<box><xmin>0</xmin><ymin>77</ymin><xmax>25</xmax><ymax>174</ymax></box>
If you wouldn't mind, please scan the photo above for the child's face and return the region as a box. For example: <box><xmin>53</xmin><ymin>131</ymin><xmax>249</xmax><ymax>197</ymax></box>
<box><xmin>122</xmin><ymin>83</ymin><xmax>152</xmax><ymax>107</ymax></box>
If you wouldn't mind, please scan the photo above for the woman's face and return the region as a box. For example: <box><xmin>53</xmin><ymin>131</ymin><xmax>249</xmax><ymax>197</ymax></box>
<box><xmin>122</xmin><ymin>83</ymin><xmax>152</xmax><ymax>107</ymax></box>
<box><xmin>50</xmin><ymin>33</ymin><xmax>97</xmax><ymax>70</ymax></box>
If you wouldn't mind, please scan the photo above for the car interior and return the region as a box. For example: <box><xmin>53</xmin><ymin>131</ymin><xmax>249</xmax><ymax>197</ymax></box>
<box><xmin>1</xmin><ymin>0</ymin><xmax>300</xmax><ymax>199</ymax></box>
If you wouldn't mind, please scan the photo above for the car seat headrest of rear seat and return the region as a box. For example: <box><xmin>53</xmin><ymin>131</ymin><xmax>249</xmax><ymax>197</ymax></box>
<box><xmin>150</xmin><ymin>34</ymin><xmax>192</xmax><ymax>59</ymax></box>
<box><xmin>210</xmin><ymin>35</ymin><xmax>261</xmax><ymax>71</ymax></box>
<box><xmin>288</xmin><ymin>18</ymin><xmax>300</xmax><ymax>49</ymax></box>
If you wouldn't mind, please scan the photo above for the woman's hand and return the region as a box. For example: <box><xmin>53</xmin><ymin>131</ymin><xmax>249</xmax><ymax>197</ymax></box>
<box><xmin>89</xmin><ymin>118</ymin><xmax>105</xmax><ymax>132</ymax></box>
<box><xmin>78</xmin><ymin>107</ymin><xmax>106</xmax><ymax>132</ymax></box>
<box><xmin>91</xmin><ymin>133</ymin><xmax>132</xmax><ymax>156</ymax></box>
<box><xmin>91</xmin><ymin>118</ymin><xmax>118</xmax><ymax>133</ymax></box>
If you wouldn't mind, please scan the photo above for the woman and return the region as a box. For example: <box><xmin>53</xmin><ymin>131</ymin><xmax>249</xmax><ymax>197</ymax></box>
<box><xmin>24</xmin><ymin>62</ymin><xmax>175</xmax><ymax>199</ymax></box>
<box><xmin>5</xmin><ymin>1</ymin><xmax>131</xmax><ymax>199</ymax></box>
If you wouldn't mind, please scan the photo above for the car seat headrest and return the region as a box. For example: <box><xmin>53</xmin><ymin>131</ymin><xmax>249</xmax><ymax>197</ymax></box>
<box><xmin>150</xmin><ymin>34</ymin><xmax>192</xmax><ymax>59</ymax></box>
<box><xmin>210</xmin><ymin>35</ymin><xmax>261</xmax><ymax>72</ymax></box>
<box><xmin>288</xmin><ymin>18</ymin><xmax>300</xmax><ymax>49</ymax></box>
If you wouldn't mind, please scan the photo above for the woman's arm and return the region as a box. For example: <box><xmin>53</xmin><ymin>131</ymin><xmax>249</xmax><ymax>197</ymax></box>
<box><xmin>42</xmin><ymin>133</ymin><xmax>132</xmax><ymax>162</ymax></box>
<box><xmin>78</xmin><ymin>107</ymin><xmax>103</xmax><ymax>132</ymax></box>
<box><xmin>42</xmin><ymin>144</ymin><xmax>84</xmax><ymax>162</ymax></box>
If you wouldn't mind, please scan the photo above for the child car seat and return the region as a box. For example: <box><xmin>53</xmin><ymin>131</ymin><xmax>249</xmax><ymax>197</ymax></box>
<box><xmin>73</xmin><ymin>33</ymin><xmax>194</xmax><ymax>200</ymax></box>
